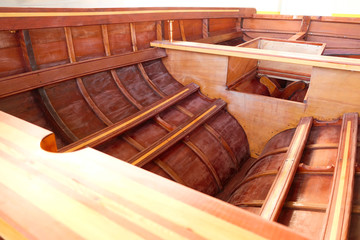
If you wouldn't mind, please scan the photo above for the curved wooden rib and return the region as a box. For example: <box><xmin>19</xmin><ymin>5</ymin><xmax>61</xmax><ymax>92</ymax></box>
<box><xmin>38</xmin><ymin>88</ymin><xmax>79</xmax><ymax>143</ymax></box>
<box><xmin>156</xmin><ymin>21</ymin><xmax>163</xmax><ymax>40</ymax></box>
<box><xmin>184</xmin><ymin>140</ymin><xmax>223</xmax><ymax>190</ymax></box>
<box><xmin>65</xmin><ymin>26</ymin><xmax>113</xmax><ymax>126</ymax></box>
<box><xmin>129</xmin><ymin>99</ymin><xmax>226</xmax><ymax>167</ymax></box>
<box><xmin>130</xmin><ymin>22</ymin><xmax>167</xmax><ymax>97</ymax></box>
<box><xmin>298</xmin><ymin>163</ymin><xmax>335</xmax><ymax>173</ymax></box>
<box><xmin>19</xmin><ymin>28</ymin><xmax>78</xmax><ymax>143</ymax></box>
<box><xmin>203</xmin><ymin>124</ymin><xmax>238</xmax><ymax>167</ymax></box>
<box><xmin>59</xmin><ymin>84</ymin><xmax>199</xmax><ymax>152</ymax></box>
<box><xmin>101</xmin><ymin>25</ymin><xmax>144</xmax><ymax>110</ymax></box>
<box><xmin>260</xmin><ymin>117</ymin><xmax>313</xmax><ymax>221</ymax></box>
<box><xmin>322</xmin><ymin>112</ymin><xmax>358</xmax><ymax>240</ymax></box>
<box><xmin>179</xmin><ymin>20</ymin><xmax>187</xmax><ymax>41</ymax></box>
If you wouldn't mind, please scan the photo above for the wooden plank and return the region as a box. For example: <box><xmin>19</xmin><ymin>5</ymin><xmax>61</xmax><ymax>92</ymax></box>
<box><xmin>0</xmin><ymin>110</ymin><xmax>307</xmax><ymax>240</ymax></box>
<box><xmin>259</xmin><ymin>117</ymin><xmax>313</xmax><ymax>221</ymax></box>
<box><xmin>321</xmin><ymin>112</ymin><xmax>358</xmax><ymax>240</ymax></box>
<box><xmin>151</xmin><ymin>40</ymin><xmax>360</xmax><ymax>72</ymax></box>
<box><xmin>129</xmin><ymin>99</ymin><xmax>226</xmax><ymax>167</ymax></box>
<box><xmin>59</xmin><ymin>83</ymin><xmax>199</xmax><ymax>152</ymax></box>
<box><xmin>0</xmin><ymin>8</ymin><xmax>256</xmax><ymax>30</ymax></box>
<box><xmin>195</xmin><ymin>31</ymin><xmax>243</xmax><ymax>44</ymax></box>
<box><xmin>0</xmin><ymin>48</ymin><xmax>166</xmax><ymax>98</ymax></box>
<box><xmin>179</xmin><ymin>20</ymin><xmax>187</xmax><ymax>41</ymax></box>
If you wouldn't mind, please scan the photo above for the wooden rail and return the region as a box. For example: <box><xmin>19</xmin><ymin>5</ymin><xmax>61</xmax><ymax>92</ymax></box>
<box><xmin>150</xmin><ymin>40</ymin><xmax>360</xmax><ymax>72</ymax></box>
<box><xmin>59</xmin><ymin>83</ymin><xmax>199</xmax><ymax>153</ymax></box>
<box><xmin>0</xmin><ymin>48</ymin><xmax>166</xmax><ymax>98</ymax></box>
<box><xmin>259</xmin><ymin>117</ymin><xmax>313</xmax><ymax>221</ymax></box>
<box><xmin>0</xmin><ymin>7</ymin><xmax>256</xmax><ymax>30</ymax></box>
<box><xmin>129</xmin><ymin>99</ymin><xmax>226</xmax><ymax>167</ymax></box>
<box><xmin>321</xmin><ymin>112</ymin><xmax>358</xmax><ymax>240</ymax></box>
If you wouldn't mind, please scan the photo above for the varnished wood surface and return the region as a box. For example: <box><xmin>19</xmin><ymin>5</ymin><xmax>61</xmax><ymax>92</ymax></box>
<box><xmin>151</xmin><ymin>40</ymin><xmax>360</xmax><ymax>72</ymax></box>
<box><xmin>0</xmin><ymin>7</ymin><xmax>256</xmax><ymax>30</ymax></box>
<box><xmin>0</xmin><ymin>111</ymin><xmax>307</xmax><ymax>240</ymax></box>
<box><xmin>0</xmin><ymin>48</ymin><xmax>166</xmax><ymax>98</ymax></box>
<box><xmin>260</xmin><ymin>117</ymin><xmax>313</xmax><ymax>221</ymax></box>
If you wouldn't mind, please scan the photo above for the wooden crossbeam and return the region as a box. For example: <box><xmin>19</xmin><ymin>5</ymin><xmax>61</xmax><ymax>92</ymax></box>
<box><xmin>195</xmin><ymin>31</ymin><xmax>243</xmax><ymax>44</ymax></box>
<box><xmin>150</xmin><ymin>40</ymin><xmax>360</xmax><ymax>72</ymax></box>
<box><xmin>59</xmin><ymin>83</ymin><xmax>199</xmax><ymax>153</ymax></box>
<box><xmin>321</xmin><ymin>112</ymin><xmax>358</xmax><ymax>240</ymax></box>
<box><xmin>0</xmin><ymin>48</ymin><xmax>166</xmax><ymax>98</ymax></box>
<box><xmin>259</xmin><ymin>117</ymin><xmax>313</xmax><ymax>221</ymax></box>
<box><xmin>129</xmin><ymin>99</ymin><xmax>226</xmax><ymax>167</ymax></box>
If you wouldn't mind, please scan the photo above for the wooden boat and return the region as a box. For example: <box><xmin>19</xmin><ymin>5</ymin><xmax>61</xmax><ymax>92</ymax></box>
<box><xmin>1</xmin><ymin>7</ymin><xmax>360</xmax><ymax>239</ymax></box>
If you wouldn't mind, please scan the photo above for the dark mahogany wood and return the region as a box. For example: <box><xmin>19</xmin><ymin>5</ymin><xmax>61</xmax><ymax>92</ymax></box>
<box><xmin>59</xmin><ymin>83</ymin><xmax>199</xmax><ymax>152</ymax></box>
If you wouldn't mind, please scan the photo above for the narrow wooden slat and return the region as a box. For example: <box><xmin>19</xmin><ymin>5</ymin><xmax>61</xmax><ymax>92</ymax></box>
<box><xmin>65</xmin><ymin>26</ymin><xmax>113</xmax><ymax>126</ymax></box>
<box><xmin>129</xmin><ymin>21</ymin><xmax>167</xmax><ymax>97</ymax></box>
<box><xmin>129</xmin><ymin>99</ymin><xmax>226</xmax><ymax>167</ymax></box>
<box><xmin>203</xmin><ymin>124</ymin><xmax>238</xmax><ymax>167</ymax></box>
<box><xmin>150</xmin><ymin>40</ymin><xmax>360</xmax><ymax>72</ymax></box>
<box><xmin>321</xmin><ymin>112</ymin><xmax>358</xmax><ymax>240</ymax></box>
<box><xmin>259</xmin><ymin>117</ymin><xmax>313</xmax><ymax>221</ymax></box>
<box><xmin>21</xmin><ymin>30</ymin><xmax>38</xmax><ymax>71</ymax></box>
<box><xmin>202</xmin><ymin>19</ymin><xmax>209</xmax><ymax>38</ymax></box>
<box><xmin>101</xmin><ymin>24</ymin><xmax>144</xmax><ymax>110</ymax></box>
<box><xmin>179</xmin><ymin>20</ymin><xmax>187</xmax><ymax>41</ymax></box>
<box><xmin>174</xmin><ymin>105</ymin><xmax>238</xmax><ymax>168</ymax></box>
<box><xmin>195</xmin><ymin>31</ymin><xmax>243</xmax><ymax>44</ymax></box>
<box><xmin>59</xmin><ymin>83</ymin><xmax>199</xmax><ymax>152</ymax></box>
<box><xmin>0</xmin><ymin>48</ymin><xmax>166</xmax><ymax>98</ymax></box>
<box><xmin>184</xmin><ymin>140</ymin><xmax>223</xmax><ymax>190</ymax></box>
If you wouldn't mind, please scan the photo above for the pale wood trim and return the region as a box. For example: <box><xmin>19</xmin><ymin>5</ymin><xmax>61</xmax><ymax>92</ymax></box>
<box><xmin>129</xmin><ymin>100</ymin><xmax>226</xmax><ymax>167</ymax></box>
<box><xmin>321</xmin><ymin>113</ymin><xmax>358</xmax><ymax>240</ymax></box>
<box><xmin>151</xmin><ymin>40</ymin><xmax>360</xmax><ymax>72</ymax></box>
<box><xmin>259</xmin><ymin>117</ymin><xmax>313</xmax><ymax>221</ymax></box>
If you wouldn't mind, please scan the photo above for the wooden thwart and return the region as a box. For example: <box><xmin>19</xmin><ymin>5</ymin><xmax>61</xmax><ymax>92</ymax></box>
<box><xmin>59</xmin><ymin>83</ymin><xmax>199</xmax><ymax>153</ymax></box>
<box><xmin>321</xmin><ymin>112</ymin><xmax>358</xmax><ymax>240</ymax></box>
<box><xmin>129</xmin><ymin>99</ymin><xmax>226</xmax><ymax>167</ymax></box>
<box><xmin>0</xmin><ymin>48</ymin><xmax>166</xmax><ymax>98</ymax></box>
<box><xmin>259</xmin><ymin>116</ymin><xmax>313</xmax><ymax>221</ymax></box>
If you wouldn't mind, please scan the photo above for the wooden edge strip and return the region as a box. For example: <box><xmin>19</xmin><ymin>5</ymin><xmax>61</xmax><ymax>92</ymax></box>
<box><xmin>0</xmin><ymin>48</ymin><xmax>166</xmax><ymax>98</ymax></box>
<box><xmin>195</xmin><ymin>31</ymin><xmax>243</xmax><ymax>44</ymax></box>
<box><xmin>129</xmin><ymin>99</ymin><xmax>226</xmax><ymax>167</ymax></box>
<box><xmin>321</xmin><ymin>112</ymin><xmax>358</xmax><ymax>240</ymax></box>
<box><xmin>150</xmin><ymin>40</ymin><xmax>360</xmax><ymax>72</ymax></box>
<box><xmin>259</xmin><ymin>117</ymin><xmax>313</xmax><ymax>221</ymax></box>
<box><xmin>58</xmin><ymin>83</ymin><xmax>199</xmax><ymax>153</ymax></box>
